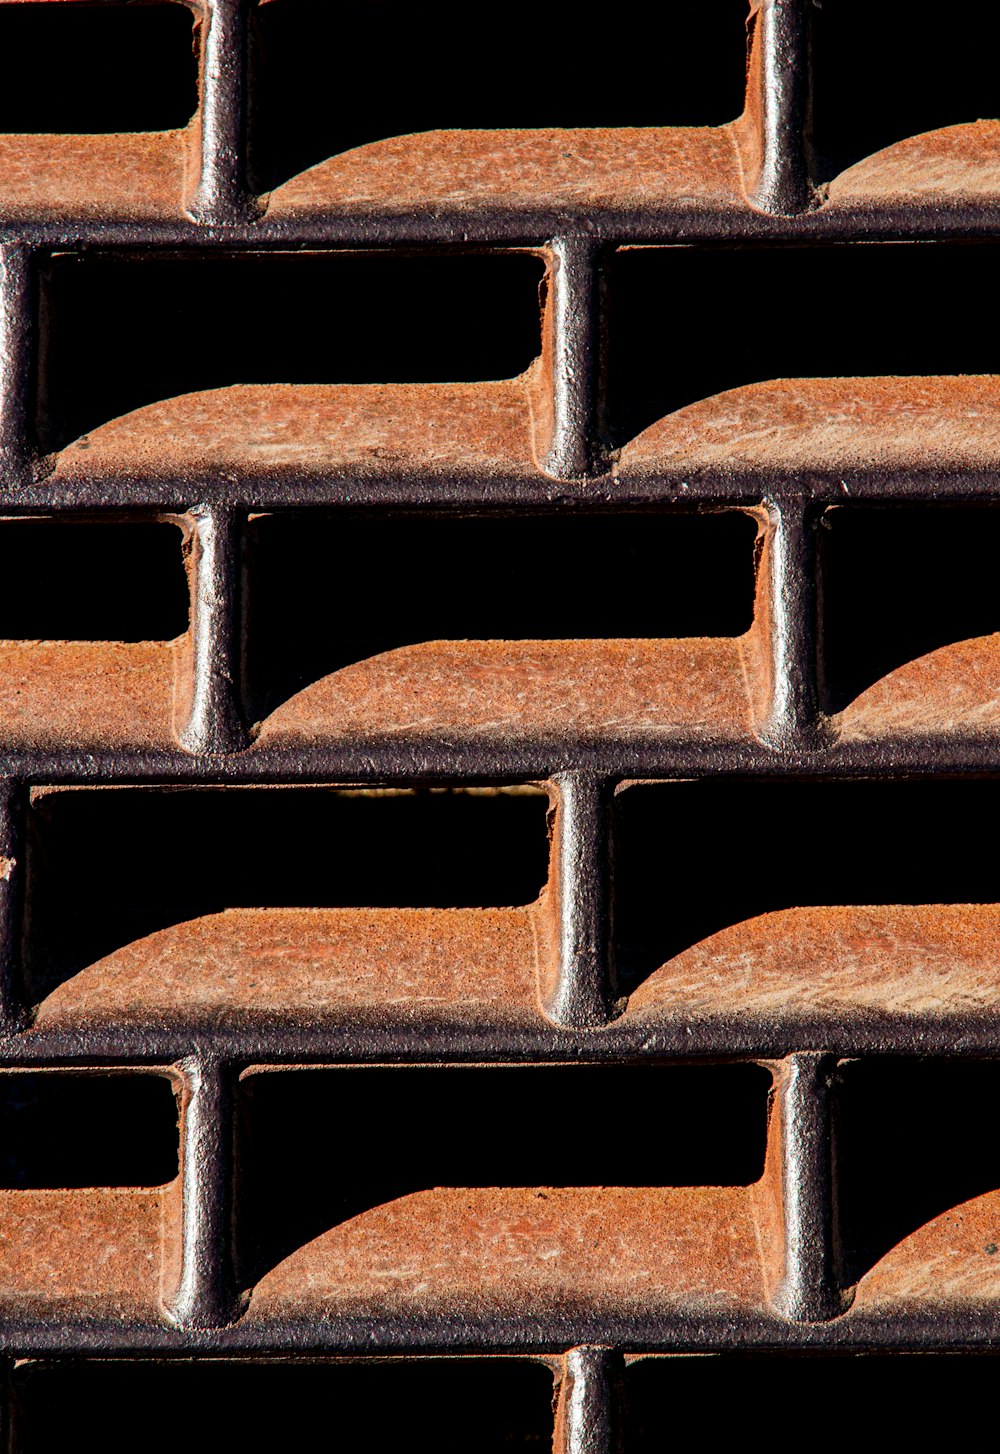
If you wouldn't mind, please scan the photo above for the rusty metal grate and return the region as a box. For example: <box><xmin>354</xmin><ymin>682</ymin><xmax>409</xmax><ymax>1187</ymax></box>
<box><xmin>2</xmin><ymin>0</ymin><xmax>1000</xmax><ymax>1444</ymax></box>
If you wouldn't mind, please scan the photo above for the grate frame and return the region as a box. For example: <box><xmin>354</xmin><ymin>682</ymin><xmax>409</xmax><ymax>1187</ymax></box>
<box><xmin>0</xmin><ymin>2</ymin><xmax>999</xmax><ymax>1447</ymax></box>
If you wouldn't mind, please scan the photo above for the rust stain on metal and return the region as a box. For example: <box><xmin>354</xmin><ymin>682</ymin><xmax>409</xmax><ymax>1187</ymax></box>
<box><xmin>629</xmin><ymin>905</ymin><xmax>1000</xmax><ymax>1025</ymax></box>
<box><xmin>0</xmin><ymin>629</ymin><xmax>765</xmax><ymax>759</ymax></box>
<box><xmin>34</xmin><ymin>906</ymin><xmax>546</xmax><ymax>1029</ymax></box>
<box><xmin>838</xmin><ymin>634</ymin><xmax>1000</xmax><ymax>736</ymax></box>
<box><xmin>257</xmin><ymin>638</ymin><xmax>759</xmax><ymax>745</ymax></box>
<box><xmin>47</xmin><ymin>381</ymin><xmax>540</xmax><ymax>486</ymax></box>
<box><xmin>0</xmin><ymin>113</ymin><xmax>994</xmax><ymax>228</ymax></box>
<box><xmin>0</xmin><ymin>126</ymin><xmax>758</xmax><ymax>227</ymax></box>
<box><xmin>0</xmin><ymin>640</ymin><xmax>179</xmax><ymax>750</ymax></box>
<box><xmin>247</xmin><ymin>1185</ymin><xmax>768</xmax><ymax>1322</ymax></box>
<box><xmin>0</xmin><ymin>132</ymin><xmax>189</xmax><ymax>222</ymax></box>
<box><xmin>0</xmin><ymin>1187</ymin><xmax>166</xmax><ymax>1318</ymax></box>
<box><xmin>825</xmin><ymin>120</ymin><xmax>1000</xmax><ymax>205</ymax></box>
<box><xmin>854</xmin><ymin>1191</ymin><xmax>1000</xmax><ymax>1309</ymax></box>
<box><xmin>264</xmin><ymin>128</ymin><xmax>748</xmax><ymax>216</ymax></box>
<box><xmin>619</xmin><ymin>376</ymin><xmax>1000</xmax><ymax>481</ymax></box>
<box><xmin>49</xmin><ymin>373</ymin><xmax>1000</xmax><ymax>502</ymax></box>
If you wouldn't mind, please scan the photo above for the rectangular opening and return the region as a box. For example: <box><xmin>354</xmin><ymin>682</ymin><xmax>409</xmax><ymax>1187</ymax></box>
<box><xmin>0</xmin><ymin>1073</ymin><xmax>177</xmax><ymax>1188</ymax></box>
<box><xmin>248</xmin><ymin>0</ymin><xmax>751</xmax><ymax>192</ymax></box>
<box><xmin>836</xmin><ymin>1060</ymin><xmax>1000</xmax><ymax>1284</ymax></box>
<box><xmin>39</xmin><ymin>252</ymin><xmax>545</xmax><ymax>452</ymax></box>
<box><xmin>820</xmin><ymin>507</ymin><xmax>1000</xmax><ymax>712</ymax></box>
<box><xmin>237</xmin><ymin>1063</ymin><xmax>771</xmax><ymax>1284</ymax></box>
<box><xmin>625</xmin><ymin>1353</ymin><xmax>1000</xmax><ymax>1448</ymax></box>
<box><xmin>0</xmin><ymin>519</ymin><xmax>188</xmax><ymax>641</ymax></box>
<box><xmin>13</xmin><ymin>1358</ymin><xmax>555</xmax><ymax>1454</ymax></box>
<box><xmin>246</xmin><ymin>511</ymin><xmax>760</xmax><ymax>719</ymax></box>
<box><xmin>25</xmin><ymin>786</ymin><xmax>550</xmax><ymax>999</ymax></box>
<box><xmin>0</xmin><ymin>4</ymin><xmax>198</xmax><ymax>133</ymax></box>
<box><xmin>613</xmin><ymin>780</ymin><xmax>1000</xmax><ymax>986</ymax></box>
<box><xmin>811</xmin><ymin>1</ymin><xmax>999</xmax><ymax>180</ymax></box>
<box><xmin>607</xmin><ymin>243</ymin><xmax>1000</xmax><ymax>446</ymax></box>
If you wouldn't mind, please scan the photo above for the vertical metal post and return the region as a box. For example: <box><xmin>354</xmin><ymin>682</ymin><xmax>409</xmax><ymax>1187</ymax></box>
<box><xmin>772</xmin><ymin>1052</ymin><xmax>846</xmax><ymax>1322</ymax></box>
<box><xmin>167</xmin><ymin>1057</ymin><xmax>242</xmax><ymax>1328</ymax></box>
<box><xmin>0</xmin><ymin>245</ymin><xmax>32</xmax><ymax>484</ymax></box>
<box><xmin>762</xmin><ymin>499</ymin><xmax>825</xmax><ymax>749</ymax></box>
<box><xmin>0</xmin><ymin>781</ymin><xmax>26</xmax><ymax>1038</ymax></box>
<box><xmin>179</xmin><ymin>503</ymin><xmax>248</xmax><ymax>754</ymax></box>
<box><xmin>542</xmin><ymin>237</ymin><xmax>608</xmax><ymax>480</ymax></box>
<box><xmin>555</xmin><ymin>1348</ymin><xmax>623</xmax><ymax>1454</ymax></box>
<box><xmin>188</xmin><ymin>0</ymin><xmax>256</xmax><ymax>223</ymax></box>
<box><xmin>544</xmin><ymin>774</ymin><xmax>617</xmax><ymax>1028</ymax></box>
<box><xmin>0</xmin><ymin>1359</ymin><xmax>19</xmax><ymax>1454</ymax></box>
<box><xmin>748</xmin><ymin>0</ymin><xmax>814</xmax><ymax>215</ymax></box>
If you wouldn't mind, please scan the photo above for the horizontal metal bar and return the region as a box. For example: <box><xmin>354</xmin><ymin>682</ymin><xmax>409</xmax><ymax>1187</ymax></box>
<box><xmin>3</xmin><ymin>1010</ymin><xmax>1000</xmax><ymax>1067</ymax></box>
<box><xmin>4</xmin><ymin>464</ymin><xmax>1000</xmax><ymax>514</ymax></box>
<box><xmin>3</xmin><ymin>200</ymin><xmax>1000</xmax><ymax>250</ymax></box>
<box><xmin>0</xmin><ymin>1303</ymin><xmax>999</xmax><ymax>1357</ymax></box>
<box><xmin>3</xmin><ymin>731</ymin><xmax>1000</xmax><ymax>783</ymax></box>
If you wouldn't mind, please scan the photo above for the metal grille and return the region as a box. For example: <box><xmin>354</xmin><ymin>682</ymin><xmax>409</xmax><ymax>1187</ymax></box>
<box><xmin>1</xmin><ymin>0</ymin><xmax>999</xmax><ymax>1445</ymax></box>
